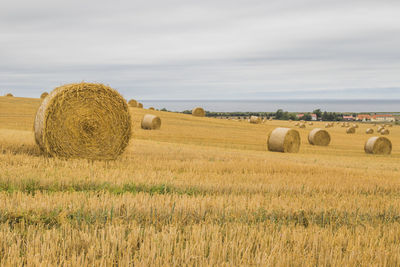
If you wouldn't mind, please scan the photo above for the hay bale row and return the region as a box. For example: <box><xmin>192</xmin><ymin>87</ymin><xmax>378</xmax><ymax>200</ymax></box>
<box><xmin>34</xmin><ymin>82</ymin><xmax>132</xmax><ymax>160</ymax></box>
<box><xmin>308</xmin><ymin>128</ymin><xmax>331</xmax><ymax>146</ymax></box>
<box><xmin>365</xmin><ymin>136</ymin><xmax>392</xmax><ymax>155</ymax></box>
<box><xmin>192</xmin><ymin>107</ymin><xmax>205</xmax><ymax>117</ymax></box>
<box><xmin>141</xmin><ymin>114</ymin><xmax>161</xmax><ymax>130</ymax></box>
<box><xmin>267</xmin><ymin>128</ymin><xmax>300</xmax><ymax>153</ymax></box>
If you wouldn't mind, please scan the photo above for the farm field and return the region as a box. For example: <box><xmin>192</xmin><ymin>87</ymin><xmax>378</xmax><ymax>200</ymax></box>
<box><xmin>1</xmin><ymin>96</ymin><xmax>400</xmax><ymax>266</ymax></box>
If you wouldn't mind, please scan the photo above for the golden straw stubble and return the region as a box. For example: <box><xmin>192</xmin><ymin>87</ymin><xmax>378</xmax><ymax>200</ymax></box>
<box><xmin>34</xmin><ymin>83</ymin><xmax>132</xmax><ymax>160</ymax></box>
<box><xmin>308</xmin><ymin>128</ymin><xmax>331</xmax><ymax>146</ymax></box>
<box><xmin>267</xmin><ymin>127</ymin><xmax>300</xmax><ymax>153</ymax></box>
<box><xmin>364</xmin><ymin>136</ymin><xmax>392</xmax><ymax>155</ymax></box>
<box><xmin>141</xmin><ymin>114</ymin><xmax>161</xmax><ymax>130</ymax></box>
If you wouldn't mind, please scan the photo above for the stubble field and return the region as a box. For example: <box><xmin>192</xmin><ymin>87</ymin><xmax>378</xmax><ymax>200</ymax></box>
<box><xmin>1</xmin><ymin>96</ymin><xmax>400</xmax><ymax>266</ymax></box>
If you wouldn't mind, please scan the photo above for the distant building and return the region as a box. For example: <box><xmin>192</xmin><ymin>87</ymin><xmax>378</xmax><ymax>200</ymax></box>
<box><xmin>343</xmin><ymin>115</ymin><xmax>354</xmax><ymax>121</ymax></box>
<box><xmin>311</xmin><ymin>114</ymin><xmax>317</xmax><ymax>121</ymax></box>
<box><xmin>371</xmin><ymin>114</ymin><xmax>395</xmax><ymax>122</ymax></box>
<box><xmin>356</xmin><ymin>114</ymin><xmax>371</xmax><ymax>121</ymax></box>
<box><xmin>297</xmin><ymin>114</ymin><xmax>304</xmax><ymax>119</ymax></box>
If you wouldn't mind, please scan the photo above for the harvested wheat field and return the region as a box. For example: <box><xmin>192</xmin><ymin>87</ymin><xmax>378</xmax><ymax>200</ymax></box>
<box><xmin>1</xmin><ymin>96</ymin><xmax>400</xmax><ymax>266</ymax></box>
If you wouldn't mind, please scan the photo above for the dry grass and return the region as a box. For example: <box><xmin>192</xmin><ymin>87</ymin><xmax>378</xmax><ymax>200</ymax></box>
<box><xmin>1</xmin><ymin>96</ymin><xmax>400</xmax><ymax>265</ymax></box>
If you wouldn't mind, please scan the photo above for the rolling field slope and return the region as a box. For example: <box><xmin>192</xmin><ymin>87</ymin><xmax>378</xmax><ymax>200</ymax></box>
<box><xmin>1</xmin><ymin>96</ymin><xmax>400</xmax><ymax>266</ymax></box>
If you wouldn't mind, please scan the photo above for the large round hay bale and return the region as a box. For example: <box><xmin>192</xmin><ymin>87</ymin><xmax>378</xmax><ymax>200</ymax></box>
<box><xmin>366</xmin><ymin>128</ymin><xmax>374</xmax><ymax>134</ymax></box>
<box><xmin>141</xmin><ymin>114</ymin><xmax>161</xmax><ymax>130</ymax></box>
<box><xmin>5</xmin><ymin>93</ymin><xmax>13</xmax><ymax>97</ymax></box>
<box><xmin>128</xmin><ymin>99</ymin><xmax>137</xmax><ymax>107</ymax></box>
<box><xmin>308</xmin><ymin>128</ymin><xmax>331</xmax><ymax>146</ymax></box>
<box><xmin>267</xmin><ymin>127</ymin><xmax>300</xmax><ymax>153</ymax></box>
<box><xmin>298</xmin><ymin>123</ymin><xmax>306</xmax><ymax>128</ymax></box>
<box><xmin>192</xmin><ymin>107</ymin><xmax>205</xmax><ymax>117</ymax></box>
<box><xmin>380</xmin><ymin>129</ymin><xmax>389</xmax><ymax>135</ymax></box>
<box><xmin>364</xmin><ymin>136</ymin><xmax>392</xmax><ymax>155</ymax></box>
<box><xmin>137</xmin><ymin>103</ymin><xmax>143</xmax><ymax>108</ymax></box>
<box><xmin>40</xmin><ymin>92</ymin><xmax>49</xmax><ymax>99</ymax></box>
<box><xmin>346</xmin><ymin>127</ymin><xmax>355</xmax><ymax>134</ymax></box>
<box><xmin>250</xmin><ymin>116</ymin><xmax>261</xmax><ymax>124</ymax></box>
<box><xmin>34</xmin><ymin>83</ymin><xmax>132</xmax><ymax>160</ymax></box>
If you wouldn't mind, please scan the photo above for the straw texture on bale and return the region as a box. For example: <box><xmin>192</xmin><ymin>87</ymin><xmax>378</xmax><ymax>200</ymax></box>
<box><xmin>192</xmin><ymin>107</ymin><xmax>205</xmax><ymax>117</ymax></box>
<box><xmin>128</xmin><ymin>99</ymin><xmax>137</xmax><ymax>107</ymax></box>
<box><xmin>366</xmin><ymin>128</ymin><xmax>374</xmax><ymax>134</ymax></box>
<box><xmin>267</xmin><ymin>127</ymin><xmax>300</xmax><ymax>153</ymax></box>
<box><xmin>346</xmin><ymin>127</ymin><xmax>355</xmax><ymax>134</ymax></box>
<box><xmin>380</xmin><ymin>129</ymin><xmax>389</xmax><ymax>135</ymax></box>
<box><xmin>34</xmin><ymin>83</ymin><xmax>132</xmax><ymax>160</ymax></box>
<box><xmin>364</xmin><ymin>136</ymin><xmax>392</xmax><ymax>155</ymax></box>
<box><xmin>138</xmin><ymin>103</ymin><xmax>143</xmax><ymax>108</ymax></box>
<box><xmin>5</xmin><ymin>93</ymin><xmax>13</xmax><ymax>97</ymax></box>
<box><xmin>250</xmin><ymin>116</ymin><xmax>261</xmax><ymax>124</ymax></box>
<box><xmin>141</xmin><ymin>114</ymin><xmax>161</xmax><ymax>130</ymax></box>
<box><xmin>40</xmin><ymin>92</ymin><xmax>49</xmax><ymax>99</ymax></box>
<box><xmin>308</xmin><ymin>128</ymin><xmax>331</xmax><ymax>146</ymax></box>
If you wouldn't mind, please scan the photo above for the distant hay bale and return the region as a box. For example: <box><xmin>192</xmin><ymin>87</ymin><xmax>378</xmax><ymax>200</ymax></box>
<box><xmin>298</xmin><ymin>123</ymin><xmax>306</xmax><ymax>128</ymax></box>
<box><xmin>192</xmin><ymin>107</ymin><xmax>205</xmax><ymax>117</ymax></box>
<box><xmin>138</xmin><ymin>103</ymin><xmax>143</xmax><ymax>108</ymax></box>
<box><xmin>346</xmin><ymin>127</ymin><xmax>355</xmax><ymax>134</ymax></box>
<box><xmin>250</xmin><ymin>116</ymin><xmax>261</xmax><ymax>124</ymax></box>
<box><xmin>366</xmin><ymin>128</ymin><xmax>374</xmax><ymax>134</ymax></box>
<box><xmin>149</xmin><ymin>107</ymin><xmax>155</xmax><ymax>110</ymax></box>
<box><xmin>352</xmin><ymin>124</ymin><xmax>359</xmax><ymax>128</ymax></box>
<box><xmin>308</xmin><ymin>122</ymin><xmax>313</xmax><ymax>125</ymax></box>
<box><xmin>380</xmin><ymin>129</ymin><xmax>389</xmax><ymax>135</ymax></box>
<box><xmin>341</xmin><ymin>123</ymin><xmax>346</xmax><ymax>127</ymax></box>
<box><xmin>377</xmin><ymin>126</ymin><xmax>385</xmax><ymax>133</ymax></box>
<box><xmin>267</xmin><ymin>127</ymin><xmax>300</xmax><ymax>153</ymax></box>
<box><xmin>34</xmin><ymin>82</ymin><xmax>132</xmax><ymax>160</ymax></box>
<box><xmin>269</xmin><ymin>118</ymin><xmax>273</xmax><ymax>121</ymax></box>
<box><xmin>364</xmin><ymin>136</ymin><xmax>392</xmax><ymax>155</ymax></box>
<box><xmin>294</xmin><ymin>122</ymin><xmax>299</xmax><ymax>126</ymax></box>
<box><xmin>141</xmin><ymin>114</ymin><xmax>161</xmax><ymax>130</ymax></box>
<box><xmin>308</xmin><ymin>128</ymin><xmax>331</xmax><ymax>146</ymax></box>
<box><xmin>325</xmin><ymin>123</ymin><xmax>331</xmax><ymax>128</ymax></box>
<box><xmin>128</xmin><ymin>99</ymin><xmax>138</xmax><ymax>107</ymax></box>
<box><xmin>388</xmin><ymin>124</ymin><xmax>393</xmax><ymax>128</ymax></box>
<box><xmin>40</xmin><ymin>92</ymin><xmax>49</xmax><ymax>99</ymax></box>
<box><xmin>5</xmin><ymin>93</ymin><xmax>13</xmax><ymax>97</ymax></box>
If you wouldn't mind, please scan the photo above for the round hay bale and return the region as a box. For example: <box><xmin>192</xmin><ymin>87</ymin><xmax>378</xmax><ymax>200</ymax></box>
<box><xmin>269</xmin><ymin>118</ymin><xmax>273</xmax><ymax>121</ymax></box>
<box><xmin>298</xmin><ymin>123</ymin><xmax>306</xmax><ymax>128</ymax></box>
<box><xmin>308</xmin><ymin>122</ymin><xmax>313</xmax><ymax>125</ymax></box>
<box><xmin>294</xmin><ymin>122</ymin><xmax>299</xmax><ymax>126</ymax></box>
<box><xmin>364</xmin><ymin>136</ymin><xmax>392</xmax><ymax>155</ymax></box>
<box><xmin>352</xmin><ymin>124</ymin><xmax>359</xmax><ymax>128</ymax></box>
<box><xmin>267</xmin><ymin>127</ymin><xmax>300</xmax><ymax>153</ymax></box>
<box><xmin>325</xmin><ymin>123</ymin><xmax>331</xmax><ymax>128</ymax></box>
<box><xmin>380</xmin><ymin>129</ymin><xmax>389</xmax><ymax>135</ymax></box>
<box><xmin>34</xmin><ymin>82</ymin><xmax>132</xmax><ymax>160</ymax></box>
<box><xmin>149</xmin><ymin>107</ymin><xmax>155</xmax><ymax>110</ymax></box>
<box><xmin>365</xmin><ymin>128</ymin><xmax>374</xmax><ymax>134</ymax></box>
<box><xmin>40</xmin><ymin>92</ymin><xmax>49</xmax><ymax>99</ymax></box>
<box><xmin>346</xmin><ymin>127</ymin><xmax>355</xmax><ymax>134</ymax></box>
<box><xmin>5</xmin><ymin>93</ymin><xmax>13</xmax><ymax>97</ymax></box>
<box><xmin>341</xmin><ymin>123</ymin><xmax>346</xmax><ymax>127</ymax></box>
<box><xmin>308</xmin><ymin>128</ymin><xmax>331</xmax><ymax>146</ymax></box>
<box><xmin>192</xmin><ymin>107</ymin><xmax>205</xmax><ymax>117</ymax></box>
<box><xmin>141</xmin><ymin>114</ymin><xmax>161</xmax><ymax>130</ymax></box>
<box><xmin>128</xmin><ymin>99</ymin><xmax>137</xmax><ymax>107</ymax></box>
<box><xmin>137</xmin><ymin>103</ymin><xmax>143</xmax><ymax>108</ymax></box>
<box><xmin>377</xmin><ymin>126</ymin><xmax>385</xmax><ymax>133</ymax></box>
<box><xmin>250</xmin><ymin>116</ymin><xmax>261</xmax><ymax>124</ymax></box>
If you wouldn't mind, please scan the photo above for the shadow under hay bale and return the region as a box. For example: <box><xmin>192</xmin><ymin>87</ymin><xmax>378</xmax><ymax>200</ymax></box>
<box><xmin>141</xmin><ymin>114</ymin><xmax>161</xmax><ymax>130</ymax></box>
<box><xmin>192</xmin><ymin>107</ymin><xmax>205</xmax><ymax>117</ymax></box>
<box><xmin>308</xmin><ymin>128</ymin><xmax>331</xmax><ymax>146</ymax></box>
<box><xmin>34</xmin><ymin>82</ymin><xmax>132</xmax><ymax>160</ymax></box>
<box><xmin>267</xmin><ymin>127</ymin><xmax>300</xmax><ymax>153</ymax></box>
<box><xmin>364</xmin><ymin>136</ymin><xmax>392</xmax><ymax>155</ymax></box>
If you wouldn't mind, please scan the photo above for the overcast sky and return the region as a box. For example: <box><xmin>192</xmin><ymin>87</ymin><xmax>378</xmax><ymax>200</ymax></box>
<box><xmin>1</xmin><ymin>0</ymin><xmax>399</xmax><ymax>100</ymax></box>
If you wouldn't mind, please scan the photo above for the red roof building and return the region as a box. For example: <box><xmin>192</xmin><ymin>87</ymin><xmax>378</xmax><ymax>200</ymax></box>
<box><xmin>343</xmin><ymin>115</ymin><xmax>354</xmax><ymax>121</ymax></box>
<box><xmin>356</xmin><ymin>114</ymin><xmax>371</xmax><ymax>121</ymax></box>
<box><xmin>371</xmin><ymin>114</ymin><xmax>395</xmax><ymax>122</ymax></box>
